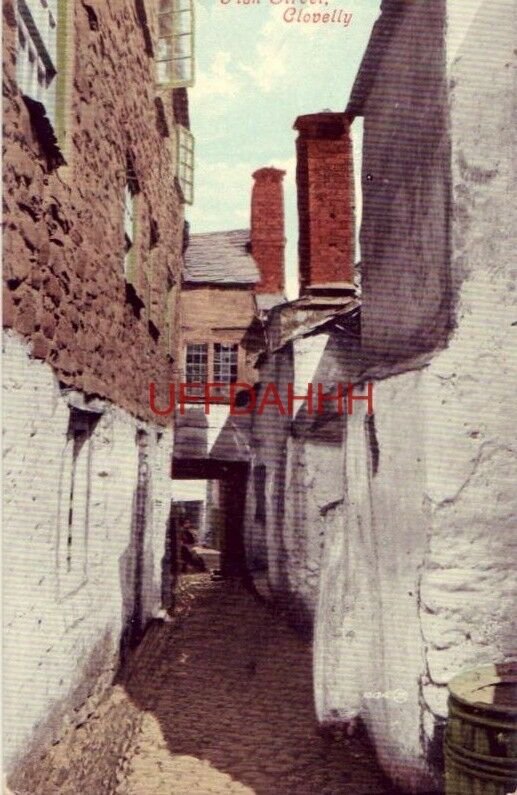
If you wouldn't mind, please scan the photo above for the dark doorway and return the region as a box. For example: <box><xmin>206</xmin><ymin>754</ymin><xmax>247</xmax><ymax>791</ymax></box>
<box><xmin>171</xmin><ymin>458</ymin><xmax>249</xmax><ymax>580</ymax></box>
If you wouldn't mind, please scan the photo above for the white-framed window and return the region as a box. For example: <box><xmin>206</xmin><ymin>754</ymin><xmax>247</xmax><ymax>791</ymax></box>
<box><xmin>124</xmin><ymin>184</ymin><xmax>135</xmax><ymax>279</ymax></box>
<box><xmin>164</xmin><ymin>285</ymin><xmax>175</xmax><ymax>355</ymax></box>
<box><xmin>156</xmin><ymin>0</ymin><xmax>195</xmax><ymax>88</ymax></box>
<box><xmin>177</xmin><ymin>125</ymin><xmax>194</xmax><ymax>205</ymax></box>
<box><xmin>123</xmin><ymin>156</ymin><xmax>140</xmax><ymax>284</ymax></box>
<box><xmin>214</xmin><ymin>343</ymin><xmax>238</xmax><ymax>384</ymax></box>
<box><xmin>185</xmin><ymin>342</ymin><xmax>208</xmax><ymax>383</ymax></box>
<box><xmin>15</xmin><ymin>0</ymin><xmax>58</xmax><ymax>122</ymax></box>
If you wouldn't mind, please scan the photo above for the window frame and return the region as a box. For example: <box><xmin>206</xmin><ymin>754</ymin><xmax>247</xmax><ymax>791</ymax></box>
<box><xmin>15</xmin><ymin>0</ymin><xmax>73</xmax><ymax>154</ymax></box>
<box><xmin>123</xmin><ymin>184</ymin><xmax>136</xmax><ymax>281</ymax></box>
<box><xmin>185</xmin><ymin>342</ymin><xmax>209</xmax><ymax>386</ymax></box>
<box><xmin>176</xmin><ymin>124</ymin><xmax>194</xmax><ymax>205</ymax></box>
<box><xmin>213</xmin><ymin>342</ymin><xmax>239</xmax><ymax>385</ymax></box>
<box><xmin>16</xmin><ymin>0</ymin><xmax>57</xmax><ymax>114</ymax></box>
<box><xmin>182</xmin><ymin>341</ymin><xmax>242</xmax><ymax>402</ymax></box>
<box><xmin>123</xmin><ymin>159</ymin><xmax>140</xmax><ymax>286</ymax></box>
<box><xmin>156</xmin><ymin>0</ymin><xmax>195</xmax><ymax>89</ymax></box>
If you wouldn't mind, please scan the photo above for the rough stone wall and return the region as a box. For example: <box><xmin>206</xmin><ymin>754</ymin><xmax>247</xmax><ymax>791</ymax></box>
<box><xmin>3</xmin><ymin>332</ymin><xmax>173</xmax><ymax>775</ymax></box>
<box><xmin>2</xmin><ymin>0</ymin><xmax>183</xmax><ymax>422</ymax></box>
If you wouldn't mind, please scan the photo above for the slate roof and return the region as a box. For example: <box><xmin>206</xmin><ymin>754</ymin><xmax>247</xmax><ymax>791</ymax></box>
<box><xmin>183</xmin><ymin>229</ymin><xmax>260</xmax><ymax>285</ymax></box>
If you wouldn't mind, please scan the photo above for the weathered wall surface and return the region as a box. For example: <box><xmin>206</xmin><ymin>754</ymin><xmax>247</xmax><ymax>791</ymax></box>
<box><xmin>315</xmin><ymin>1</ymin><xmax>517</xmax><ymax>792</ymax></box>
<box><xmin>282</xmin><ymin>437</ymin><xmax>343</xmax><ymax>627</ymax></box>
<box><xmin>249</xmin><ymin>347</ymin><xmax>293</xmax><ymax>602</ymax></box>
<box><xmin>253</xmin><ymin>1</ymin><xmax>517</xmax><ymax>792</ymax></box>
<box><xmin>3</xmin><ymin>332</ymin><xmax>173</xmax><ymax>776</ymax></box>
<box><xmin>356</xmin><ymin>0</ymin><xmax>452</xmax><ymax>361</ymax></box>
<box><xmin>3</xmin><ymin>0</ymin><xmax>183</xmax><ymax>422</ymax></box>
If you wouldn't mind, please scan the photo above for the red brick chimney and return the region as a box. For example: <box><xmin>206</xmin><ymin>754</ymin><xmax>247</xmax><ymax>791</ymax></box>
<box><xmin>250</xmin><ymin>167</ymin><xmax>286</xmax><ymax>294</ymax></box>
<box><xmin>294</xmin><ymin>112</ymin><xmax>355</xmax><ymax>294</ymax></box>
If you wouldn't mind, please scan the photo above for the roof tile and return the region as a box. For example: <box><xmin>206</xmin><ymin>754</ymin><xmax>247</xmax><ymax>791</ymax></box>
<box><xmin>184</xmin><ymin>229</ymin><xmax>260</xmax><ymax>285</ymax></box>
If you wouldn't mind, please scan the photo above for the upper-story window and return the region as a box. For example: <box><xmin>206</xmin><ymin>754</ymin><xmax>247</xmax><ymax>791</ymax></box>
<box><xmin>185</xmin><ymin>343</ymin><xmax>208</xmax><ymax>383</ymax></box>
<box><xmin>156</xmin><ymin>0</ymin><xmax>195</xmax><ymax>88</ymax></box>
<box><xmin>123</xmin><ymin>184</ymin><xmax>135</xmax><ymax>279</ymax></box>
<box><xmin>124</xmin><ymin>156</ymin><xmax>140</xmax><ymax>284</ymax></box>
<box><xmin>177</xmin><ymin>125</ymin><xmax>194</xmax><ymax>204</ymax></box>
<box><xmin>214</xmin><ymin>343</ymin><xmax>238</xmax><ymax>384</ymax></box>
<box><xmin>16</xmin><ymin>0</ymin><xmax>58</xmax><ymax>122</ymax></box>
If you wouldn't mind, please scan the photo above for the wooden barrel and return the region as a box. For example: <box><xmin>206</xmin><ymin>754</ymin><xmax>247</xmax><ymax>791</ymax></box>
<box><xmin>445</xmin><ymin>663</ymin><xmax>517</xmax><ymax>795</ymax></box>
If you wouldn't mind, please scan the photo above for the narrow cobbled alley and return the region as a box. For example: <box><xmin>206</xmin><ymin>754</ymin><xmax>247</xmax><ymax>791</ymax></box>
<box><xmin>115</xmin><ymin>575</ymin><xmax>393</xmax><ymax>795</ymax></box>
<box><xmin>25</xmin><ymin>572</ymin><xmax>396</xmax><ymax>795</ymax></box>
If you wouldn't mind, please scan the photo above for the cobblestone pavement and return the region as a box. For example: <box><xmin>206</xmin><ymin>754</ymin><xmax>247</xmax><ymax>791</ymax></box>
<box><xmin>116</xmin><ymin>574</ymin><xmax>395</xmax><ymax>795</ymax></box>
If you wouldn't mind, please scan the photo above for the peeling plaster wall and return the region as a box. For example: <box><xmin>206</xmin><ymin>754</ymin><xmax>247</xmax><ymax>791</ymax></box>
<box><xmin>314</xmin><ymin>378</ymin><xmax>438</xmax><ymax>791</ymax></box>
<box><xmin>314</xmin><ymin>352</ymin><xmax>516</xmax><ymax>792</ymax></box>
<box><xmin>282</xmin><ymin>437</ymin><xmax>343</xmax><ymax>628</ymax></box>
<box><xmin>249</xmin><ymin>348</ymin><xmax>292</xmax><ymax>598</ymax></box>
<box><xmin>3</xmin><ymin>333</ymin><xmax>173</xmax><ymax>774</ymax></box>
<box><xmin>249</xmin><ymin>335</ymin><xmax>347</xmax><ymax>626</ymax></box>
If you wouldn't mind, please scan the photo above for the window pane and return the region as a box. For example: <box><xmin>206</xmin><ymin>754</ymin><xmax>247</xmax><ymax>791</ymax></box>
<box><xmin>173</xmin><ymin>10</ymin><xmax>192</xmax><ymax>35</ymax></box>
<box><xmin>168</xmin><ymin>58</ymin><xmax>189</xmax><ymax>84</ymax></box>
<box><xmin>176</xmin><ymin>126</ymin><xmax>194</xmax><ymax>204</ymax></box>
<box><xmin>124</xmin><ymin>186</ymin><xmax>134</xmax><ymax>243</ymax></box>
<box><xmin>158</xmin><ymin>14</ymin><xmax>174</xmax><ymax>37</ymax></box>
<box><xmin>15</xmin><ymin>4</ymin><xmax>57</xmax><ymax>118</ymax></box>
<box><xmin>186</xmin><ymin>343</ymin><xmax>208</xmax><ymax>384</ymax></box>
<box><xmin>213</xmin><ymin>344</ymin><xmax>238</xmax><ymax>384</ymax></box>
<box><xmin>173</xmin><ymin>33</ymin><xmax>192</xmax><ymax>59</ymax></box>
<box><xmin>156</xmin><ymin>0</ymin><xmax>194</xmax><ymax>86</ymax></box>
<box><xmin>156</xmin><ymin>36</ymin><xmax>174</xmax><ymax>63</ymax></box>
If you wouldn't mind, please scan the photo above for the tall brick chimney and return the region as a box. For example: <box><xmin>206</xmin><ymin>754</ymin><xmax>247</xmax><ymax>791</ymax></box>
<box><xmin>294</xmin><ymin>112</ymin><xmax>355</xmax><ymax>294</ymax></box>
<box><xmin>250</xmin><ymin>167</ymin><xmax>286</xmax><ymax>294</ymax></box>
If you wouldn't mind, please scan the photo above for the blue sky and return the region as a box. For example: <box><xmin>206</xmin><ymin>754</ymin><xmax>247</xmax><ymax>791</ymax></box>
<box><xmin>187</xmin><ymin>0</ymin><xmax>381</xmax><ymax>298</ymax></box>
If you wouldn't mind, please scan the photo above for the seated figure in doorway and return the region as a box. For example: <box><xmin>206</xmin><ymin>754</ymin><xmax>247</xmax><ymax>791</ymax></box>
<box><xmin>179</xmin><ymin>519</ymin><xmax>207</xmax><ymax>573</ymax></box>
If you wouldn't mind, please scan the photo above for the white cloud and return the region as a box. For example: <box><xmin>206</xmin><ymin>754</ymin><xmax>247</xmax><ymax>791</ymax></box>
<box><xmin>192</xmin><ymin>50</ymin><xmax>243</xmax><ymax>104</ymax></box>
<box><xmin>187</xmin><ymin>160</ymin><xmax>256</xmax><ymax>232</ymax></box>
<box><xmin>240</xmin><ymin>16</ymin><xmax>291</xmax><ymax>93</ymax></box>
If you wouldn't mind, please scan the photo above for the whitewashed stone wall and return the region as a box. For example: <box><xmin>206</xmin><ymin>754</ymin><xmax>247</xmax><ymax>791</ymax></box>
<box><xmin>3</xmin><ymin>332</ymin><xmax>173</xmax><ymax>773</ymax></box>
<box><xmin>256</xmin><ymin>2</ymin><xmax>517</xmax><ymax>792</ymax></box>
<box><xmin>314</xmin><ymin>2</ymin><xmax>517</xmax><ymax>791</ymax></box>
<box><xmin>282</xmin><ymin>437</ymin><xmax>343</xmax><ymax>623</ymax></box>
